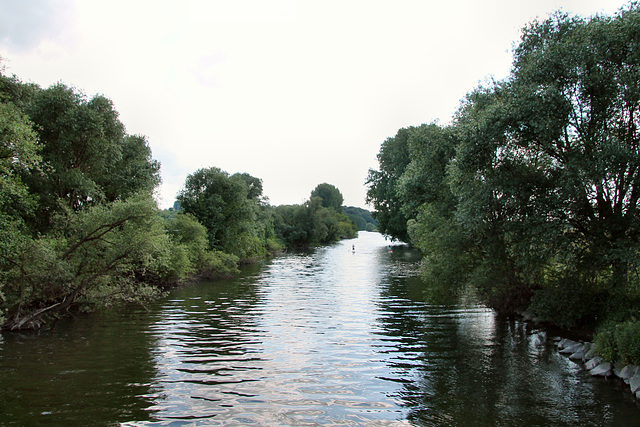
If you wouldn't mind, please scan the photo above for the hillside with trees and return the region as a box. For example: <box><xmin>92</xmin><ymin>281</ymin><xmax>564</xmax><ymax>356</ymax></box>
<box><xmin>343</xmin><ymin>206</ymin><xmax>377</xmax><ymax>231</ymax></box>
<box><xmin>366</xmin><ymin>5</ymin><xmax>640</xmax><ymax>363</ymax></box>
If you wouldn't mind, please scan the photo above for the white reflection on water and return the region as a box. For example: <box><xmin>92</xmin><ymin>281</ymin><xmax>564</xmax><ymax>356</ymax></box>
<box><xmin>131</xmin><ymin>232</ymin><xmax>639</xmax><ymax>426</ymax></box>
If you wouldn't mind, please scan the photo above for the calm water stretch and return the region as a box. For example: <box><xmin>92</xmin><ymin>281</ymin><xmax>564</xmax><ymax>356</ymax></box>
<box><xmin>1</xmin><ymin>232</ymin><xmax>639</xmax><ymax>426</ymax></box>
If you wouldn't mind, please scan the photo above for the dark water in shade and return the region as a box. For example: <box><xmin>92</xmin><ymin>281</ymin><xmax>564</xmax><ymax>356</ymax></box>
<box><xmin>1</xmin><ymin>231</ymin><xmax>639</xmax><ymax>426</ymax></box>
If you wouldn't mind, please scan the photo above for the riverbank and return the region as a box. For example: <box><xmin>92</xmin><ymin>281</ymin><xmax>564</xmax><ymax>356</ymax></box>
<box><xmin>556</xmin><ymin>337</ymin><xmax>640</xmax><ymax>402</ymax></box>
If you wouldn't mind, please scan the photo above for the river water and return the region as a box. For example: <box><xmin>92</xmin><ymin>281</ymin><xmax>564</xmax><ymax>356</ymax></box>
<box><xmin>0</xmin><ymin>231</ymin><xmax>639</xmax><ymax>426</ymax></box>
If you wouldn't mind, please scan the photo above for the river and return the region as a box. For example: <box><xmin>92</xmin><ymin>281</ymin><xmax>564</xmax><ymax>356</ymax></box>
<box><xmin>0</xmin><ymin>231</ymin><xmax>639</xmax><ymax>426</ymax></box>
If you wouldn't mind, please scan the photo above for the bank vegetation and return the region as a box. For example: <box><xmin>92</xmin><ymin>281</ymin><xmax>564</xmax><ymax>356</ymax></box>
<box><xmin>366</xmin><ymin>4</ymin><xmax>640</xmax><ymax>364</ymax></box>
<box><xmin>0</xmin><ymin>68</ymin><xmax>360</xmax><ymax>331</ymax></box>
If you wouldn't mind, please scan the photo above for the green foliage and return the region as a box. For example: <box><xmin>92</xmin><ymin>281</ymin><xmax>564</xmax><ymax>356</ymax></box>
<box><xmin>177</xmin><ymin>167</ymin><xmax>268</xmax><ymax>259</ymax></box>
<box><xmin>0</xmin><ymin>196</ymin><xmax>167</xmax><ymax>330</ymax></box>
<box><xmin>530</xmin><ymin>276</ymin><xmax>605</xmax><ymax>329</ymax></box>
<box><xmin>369</xmin><ymin>4</ymin><xmax>640</xmax><ymax>330</ymax></box>
<box><xmin>397</xmin><ymin>123</ymin><xmax>458</xmax><ymax>221</ymax></box>
<box><xmin>162</xmin><ymin>211</ymin><xmax>241</xmax><ymax>280</ymax></box>
<box><xmin>366</xmin><ymin>128</ymin><xmax>412</xmax><ymax>242</ymax></box>
<box><xmin>273</xmin><ymin>191</ymin><xmax>357</xmax><ymax>249</ymax></box>
<box><xmin>0</xmin><ymin>68</ymin><xmax>263</xmax><ymax>331</ymax></box>
<box><xmin>311</xmin><ymin>183</ymin><xmax>344</xmax><ymax>211</ymax></box>
<box><xmin>102</xmin><ymin>134</ymin><xmax>161</xmax><ymax>202</ymax></box>
<box><xmin>596</xmin><ymin>321</ymin><xmax>640</xmax><ymax>365</ymax></box>
<box><xmin>195</xmin><ymin>249</ymin><xmax>240</xmax><ymax>281</ymax></box>
<box><xmin>0</xmin><ymin>101</ymin><xmax>40</xmax><ymax>222</ymax></box>
<box><xmin>10</xmin><ymin>82</ymin><xmax>161</xmax><ymax>233</ymax></box>
<box><xmin>265</xmin><ymin>236</ymin><xmax>286</xmax><ymax>253</ymax></box>
<box><xmin>0</xmin><ymin>70</ymin><xmax>173</xmax><ymax>330</ymax></box>
<box><xmin>407</xmin><ymin>205</ymin><xmax>474</xmax><ymax>305</ymax></box>
<box><xmin>595</xmin><ymin>327</ymin><xmax>617</xmax><ymax>362</ymax></box>
<box><xmin>343</xmin><ymin>206</ymin><xmax>377</xmax><ymax>231</ymax></box>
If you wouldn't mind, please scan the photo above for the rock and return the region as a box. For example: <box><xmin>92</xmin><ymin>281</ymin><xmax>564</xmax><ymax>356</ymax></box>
<box><xmin>614</xmin><ymin>365</ymin><xmax>622</xmax><ymax>379</ymax></box>
<box><xmin>585</xmin><ymin>356</ymin><xmax>603</xmax><ymax>370</ymax></box>
<box><xmin>558</xmin><ymin>339</ymin><xmax>577</xmax><ymax>351</ymax></box>
<box><xmin>590</xmin><ymin>362</ymin><xmax>613</xmax><ymax>377</ymax></box>
<box><xmin>620</xmin><ymin>365</ymin><xmax>640</xmax><ymax>384</ymax></box>
<box><xmin>620</xmin><ymin>365</ymin><xmax>638</xmax><ymax>384</ymax></box>
<box><xmin>629</xmin><ymin>374</ymin><xmax>640</xmax><ymax>394</ymax></box>
<box><xmin>584</xmin><ymin>343</ymin><xmax>598</xmax><ymax>361</ymax></box>
<box><xmin>569</xmin><ymin>345</ymin><xmax>588</xmax><ymax>361</ymax></box>
<box><xmin>560</xmin><ymin>341</ymin><xmax>583</xmax><ymax>355</ymax></box>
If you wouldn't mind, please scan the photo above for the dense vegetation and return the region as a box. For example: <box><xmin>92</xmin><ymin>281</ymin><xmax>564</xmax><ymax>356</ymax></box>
<box><xmin>367</xmin><ymin>5</ymin><xmax>640</xmax><ymax>362</ymax></box>
<box><xmin>0</xmin><ymin>68</ymin><xmax>358</xmax><ymax>331</ymax></box>
<box><xmin>343</xmin><ymin>206</ymin><xmax>377</xmax><ymax>232</ymax></box>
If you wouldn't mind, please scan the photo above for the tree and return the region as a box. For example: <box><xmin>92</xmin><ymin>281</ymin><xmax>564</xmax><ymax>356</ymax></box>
<box><xmin>0</xmin><ymin>196</ymin><xmax>168</xmax><ymax>330</ymax></box>
<box><xmin>343</xmin><ymin>206</ymin><xmax>377</xmax><ymax>231</ymax></box>
<box><xmin>508</xmin><ymin>9</ymin><xmax>640</xmax><ymax>286</ymax></box>
<box><xmin>447</xmin><ymin>5</ymin><xmax>640</xmax><ymax>323</ymax></box>
<box><xmin>102</xmin><ymin>134</ymin><xmax>161</xmax><ymax>202</ymax></box>
<box><xmin>26</xmin><ymin>84</ymin><xmax>123</xmax><ymax>210</ymax></box>
<box><xmin>397</xmin><ymin>123</ymin><xmax>458</xmax><ymax>221</ymax></box>
<box><xmin>177</xmin><ymin>167</ymin><xmax>268</xmax><ymax>258</ymax></box>
<box><xmin>163</xmin><ymin>211</ymin><xmax>239</xmax><ymax>280</ymax></box>
<box><xmin>311</xmin><ymin>183</ymin><xmax>344</xmax><ymax>211</ymax></box>
<box><xmin>366</xmin><ymin>128</ymin><xmax>412</xmax><ymax>242</ymax></box>
<box><xmin>22</xmin><ymin>83</ymin><xmax>160</xmax><ymax>231</ymax></box>
<box><xmin>0</xmin><ymin>101</ymin><xmax>40</xmax><ymax>221</ymax></box>
<box><xmin>0</xmin><ymin>101</ymin><xmax>41</xmax><ymax>310</ymax></box>
<box><xmin>273</xmin><ymin>194</ymin><xmax>357</xmax><ymax>249</ymax></box>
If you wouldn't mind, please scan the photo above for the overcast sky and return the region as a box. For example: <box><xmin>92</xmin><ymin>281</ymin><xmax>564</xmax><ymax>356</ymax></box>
<box><xmin>0</xmin><ymin>0</ymin><xmax>630</xmax><ymax>209</ymax></box>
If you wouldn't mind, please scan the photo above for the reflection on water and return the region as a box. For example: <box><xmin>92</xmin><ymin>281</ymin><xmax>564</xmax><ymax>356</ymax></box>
<box><xmin>0</xmin><ymin>232</ymin><xmax>639</xmax><ymax>426</ymax></box>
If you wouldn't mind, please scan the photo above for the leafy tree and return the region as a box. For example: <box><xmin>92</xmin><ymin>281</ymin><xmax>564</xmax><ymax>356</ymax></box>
<box><xmin>177</xmin><ymin>167</ymin><xmax>268</xmax><ymax>259</ymax></box>
<box><xmin>448</xmin><ymin>6</ymin><xmax>640</xmax><ymax>322</ymax></box>
<box><xmin>234</xmin><ymin>172</ymin><xmax>264</xmax><ymax>201</ymax></box>
<box><xmin>508</xmin><ymin>8</ymin><xmax>640</xmax><ymax>289</ymax></box>
<box><xmin>397</xmin><ymin>123</ymin><xmax>458</xmax><ymax>221</ymax></box>
<box><xmin>26</xmin><ymin>84</ymin><xmax>123</xmax><ymax>211</ymax></box>
<box><xmin>343</xmin><ymin>206</ymin><xmax>377</xmax><ymax>231</ymax></box>
<box><xmin>163</xmin><ymin>211</ymin><xmax>239</xmax><ymax>280</ymax></box>
<box><xmin>102</xmin><ymin>134</ymin><xmax>161</xmax><ymax>202</ymax></box>
<box><xmin>0</xmin><ymin>196</ymin><xmax>167</xmax><ymax>330</ymax></box>
<box><xmin>366</xmin><ymin>128</ymin><xmax>412</xmax><ymax>242</ymax></box>
<box><xmin>0</xmin><ymin>66</ymin><xmax>39</xmax><ymax>110</ymax></box>
<box><xmin>273</xmin><ymin>193</ymin><xmax>357</xmax><ymax>249</ymax></box>
<box><xmin>311</xmin><ymin>183</ymin><xmax>344</xmax><ymax>211</ymax></box>
<box><xmin>21</xmin><ymin>83</ymin><xmax>160</xmax><ymax>231</ymax></box>
<box><xmin>0</xmin><ymin>101</ymin><xmax>40</xmax><ymax>222</ymax></box>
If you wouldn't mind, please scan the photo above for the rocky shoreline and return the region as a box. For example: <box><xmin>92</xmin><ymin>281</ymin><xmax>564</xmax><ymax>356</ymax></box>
<box><xmin>557</xmin><ymin>338</ymin><xmax>640</xmax><ymax>400</ymax></box>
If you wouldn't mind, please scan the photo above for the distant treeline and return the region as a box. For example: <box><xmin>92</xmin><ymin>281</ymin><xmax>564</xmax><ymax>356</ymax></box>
<box><xmin>366</xmin><ymin>5</ymin><xmax>640</xmax><ymax>363</ymax></box>
<box><xmin>0</xmin><ymin>67</ymin><xmax>365</xmax><ymax>331</ymax></box>
<box><xmin>343</xmin><ymin>206</ymin><xmax>377</xmax><ymax>232</ymax></box>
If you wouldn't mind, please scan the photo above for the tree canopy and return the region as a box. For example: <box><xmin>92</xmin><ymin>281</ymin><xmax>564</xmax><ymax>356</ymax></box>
<box><xmin>367</xmin><ymin>4</ymin><xmax>640</xmax><ymax>332</ymax></box>
<box><xmin>311</xmin><ymin>183</ymin><xmax>344</xmax><ymax>211</ymax></box>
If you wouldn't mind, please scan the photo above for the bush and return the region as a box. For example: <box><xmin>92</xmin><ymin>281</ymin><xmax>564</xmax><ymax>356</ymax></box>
<box><xmin>595</xmin><ymin>326</ymin><xmax>617</xmax><ymax>362</ymax></box>
<box><xmin>529</xmin><ymin>276</ymin><xmax>604</xmax><ymax>329</ymax></box>
<box><xmin>265</xmin><ymin>237</ymin><xmax>285</xmax><ymax>254</ymax></box>
<box><xmin>196</xmin><ymin>250</ymin><xmax>239</xmax><ymax>280</ymax></box>
<box><xmin>596</xmin><ymin>321</ymin><xmax>640</xmax><ymax>365</ymax></box>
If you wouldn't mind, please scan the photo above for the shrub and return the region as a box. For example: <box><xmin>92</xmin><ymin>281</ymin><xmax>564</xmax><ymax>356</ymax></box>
<box><xmin>529</xmin><ymin>276</ymin><xmax>604</xmax><ymax>329</ymax></box>
<box><xmin>595</xmin><ymin>327</ymin><xmax>617</xmax><ymax>362</ymax></box>
<box><xmin>196</xmin><ymin>250</ymin><xmax>239</xmax><ymax>280</ymax></box>
<box><xmin>595</xmin><ymin>321</ymin><xmax>640</xmax><ymax>365</ymax></box>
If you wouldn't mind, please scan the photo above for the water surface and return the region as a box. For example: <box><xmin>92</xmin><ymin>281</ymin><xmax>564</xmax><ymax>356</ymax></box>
<box><xmin>0</xmin><ymin>231</ymin><xmax>639</xmax><ymax>425</ymax></box>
